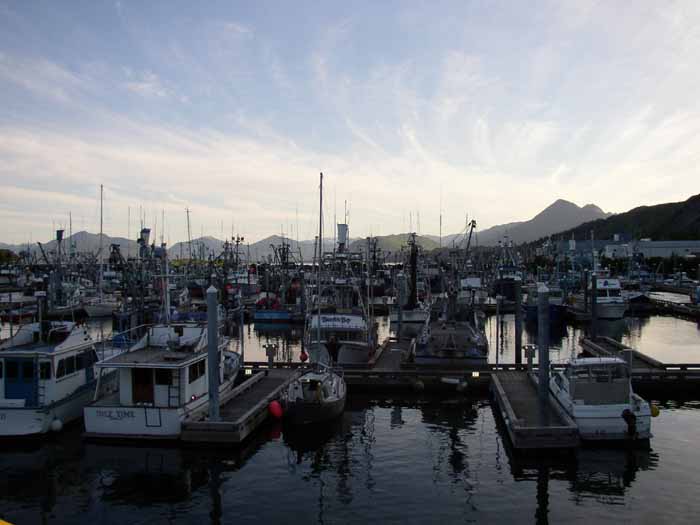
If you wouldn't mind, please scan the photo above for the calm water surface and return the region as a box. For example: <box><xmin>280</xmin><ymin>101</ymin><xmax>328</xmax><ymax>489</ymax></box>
<box><xmin>1</xmin><ymin>314</ymin><xmax>699</xmax><ymax>524</ymax></box>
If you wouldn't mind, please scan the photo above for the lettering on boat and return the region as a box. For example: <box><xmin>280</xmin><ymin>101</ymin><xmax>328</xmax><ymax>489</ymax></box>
<box><xmin>0</xmin><ymin>413</ymin><xmax>6</xmax><ymax>422</ymax></box>
<box><xmin>95</xmin><ymin>409</ymin><xmax>135</xmax><ymax>421</ymax></box>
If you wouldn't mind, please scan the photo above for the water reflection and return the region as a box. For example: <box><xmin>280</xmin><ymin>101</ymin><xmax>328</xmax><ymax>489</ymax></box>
<box><xmin>3</xmin><ymin>314</ymin><xmax>699</xmax><ymax>524</ymax></box>
<box><xmin>0</xmin><ymin>397</ymin><xmax>674</xmax><ymax>525</ymax></box>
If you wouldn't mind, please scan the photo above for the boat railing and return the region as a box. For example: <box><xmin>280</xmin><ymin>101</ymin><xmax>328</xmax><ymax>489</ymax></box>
<box><xmin>94</xmin><ymin>323</ymin><xmax>151</xmax><ymax>357</ymax></box>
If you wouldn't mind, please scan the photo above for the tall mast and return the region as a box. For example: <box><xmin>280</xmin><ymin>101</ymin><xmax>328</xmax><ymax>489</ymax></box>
<box><xmin>186</xmin><ymin>207</ymin><xmax>193</xmax><ymax>260</ymax></box>
<box><xmin>99</xmin><ymin>184</ymin><xmax>103</xmax><ymax>300</ymax></box>
<box><xmin>317</xmin><ymin>172</ymin><xmax>323</xmax><ymax>356</ymax></box>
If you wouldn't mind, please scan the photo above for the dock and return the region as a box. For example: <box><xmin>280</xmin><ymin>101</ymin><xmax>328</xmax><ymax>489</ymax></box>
<box><xmin>181</xmin><ymin>368</ymin><xmax>299</xmax><ymax>444</ymax></box>
<box><xmin>580</xmin><ymin>336</ymin><xmax>664</xmax><ymax>370</ymax></box>
<box><xmin>490</xmin><ymin>370</ymin><xmax>578</xmax><ymax>449</ymax></box>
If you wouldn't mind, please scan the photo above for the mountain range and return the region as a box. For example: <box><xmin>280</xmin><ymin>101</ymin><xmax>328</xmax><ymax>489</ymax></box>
<box><xmin>11</xmin><ymin>196</ymin><xmax>699</xmax><ymax>259</ymax></box>
<box><xmin>539</xmin><ymin>193</ymin><xmax>700</xmax><ymax>242</ymax></box>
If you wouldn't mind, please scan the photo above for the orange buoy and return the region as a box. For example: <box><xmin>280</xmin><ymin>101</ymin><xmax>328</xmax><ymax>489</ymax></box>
<box><xmin>300</xmin><ymin>350</ymin><xmax>309</xmax><ymax>363</ymax></box>
<box><xmin>268</xmin><ymin>400</ymin><xmax>284</xmax><ymax>419</ymax></box>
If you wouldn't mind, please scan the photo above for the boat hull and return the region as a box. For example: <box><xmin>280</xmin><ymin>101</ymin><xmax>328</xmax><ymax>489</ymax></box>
<box><xmin>0</xmin><ymin>384</ymin><xmax>95</xmax><ymax>437</ymax></box>
<box><xmin>284</xmin><ymin>396</ymin><xmax>346</xmax><ymax>425</ymax></box>
<box><xmin>337</xmin><ymin>342</ymin><xmax>374</xmax><ymax>366</ymax></box>
<box><xmin>595</xmin><ymin>302</ymin><xmax>627</xmax><ymax>320</ymax></box>
<box><xmin>574</xmin><ymin>406</ymin><xmax>652</xmax><ymax>441</ymax></box>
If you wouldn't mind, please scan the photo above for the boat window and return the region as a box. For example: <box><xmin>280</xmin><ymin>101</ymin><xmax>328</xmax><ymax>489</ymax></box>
<box><xmin>56</xmin><ymin>359</ymin><xmax>65</xmax><ymax>378</ymax></box>
<box><xmin>155</xmin><ymin>369</ymin><xmax>172</xmax><ymax>386</ymax></box>
<box><xmin>75</xmin><ymin>353</ymin><xmax>85</xmax><ymax>371</ymax></box>
<box><xmin>65</xmin><ymin>355</ymin><xmax>76</xmax><ymax>375</ymax></box>
<box><xmin>611</xmin><ymin>364</ymin><xmax>628</xmax><ymax>379</ymax></box>
<box><xmin>22</xmin><ymin>362</ymin><xmax>34</xmax><ymax>380</ymax></box>
<box><xmin>609</xmin><ymin>289</ymin><xmax>621</xmax><ymax>297</ymax></box>
<box><xmin>5</xmin><ymin>361</ymin><xmax>17</xmax><ymax>379</ymax></box>
<box><xmin>590</xmin><ymin>366</ymin><xmax>610</xmax><ymax>382</ymax></box>
<box><xmin>47</xmin><ymin>328</ymin><xmax>70</xmax><ymax>344</ymax></box>
<box><xmin>596</xmin><ymin>290</ymin><xmax>608</xmax><ymax>297</ymax></box>
<box><xmin>40</xmin><ymin>362</ymin><xmax>51</xmax><ymax>380</ymax></box>
<box><xmin>188</xmin><ymin>360</ymin><xmax>206</xmax><ymax>383</ymax></box>
<box><xmin>572</xmin><ymin>367</ymin><xmax>590</xmax><ymax>379</ymax></box>
<box><xmin>175</xmin><ymin>326</ymin><xmax>184</xmax><ymax>336</ymax></box>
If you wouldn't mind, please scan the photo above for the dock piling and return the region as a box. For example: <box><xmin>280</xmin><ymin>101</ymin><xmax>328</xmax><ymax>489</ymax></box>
<box><xmin>515</xmin><ymin>281</ymin><xmax>522</xmax><ymax>365</ymax></box>
<box><xmin>590</xmin><ymin>274</ymin><xmax>598</xmax><ymax>339</ymax></box>
<box><xmin>537</xmin><ymin>288</ymin><xmax>550</xmax><ymax>426</ymax></box>
<box><xmin>207</xmin><ymin>280</ymin><xmax>220</xmax><ymax>422</ymax></box>
<box><xmin>239</xmin><ymin>291</ymin><xmax>245</xmax><ymax>363</ymax></box>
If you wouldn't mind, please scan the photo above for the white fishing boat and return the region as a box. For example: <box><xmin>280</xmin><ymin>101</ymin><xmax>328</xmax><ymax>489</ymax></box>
<box><xmin>281</xmin><ymin>363</ymin><xmax>346</xmax><ymax>425</ymax></box>
<box><xmin>0</xmin><ymin>321</ymin><xmax>105</xmax><ymax>436</ymax></box>
<box><xmin>591</xmin><ymin>277</ymin><xmax>627</xmax><ymax>319</ymax></box>
<box><xmin>306</xmin><ymin>310</ymin><xmax>377</xmax><ymax>366</ymax></box>
<box><xmin>83</xmin><ymin>321</ymin><xmax>240</xmax><ymax>440</ymax></box>
<box><xmin>549</xmin><ymin>357</ymin><xmax>653</xmax><ymax>441</ymax></box>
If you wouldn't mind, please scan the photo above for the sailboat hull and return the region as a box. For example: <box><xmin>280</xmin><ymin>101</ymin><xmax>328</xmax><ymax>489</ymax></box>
<box><xmin>284</xmin><ymin>397</ymin><xmax>346</xmax><ymax>425</ymax></box>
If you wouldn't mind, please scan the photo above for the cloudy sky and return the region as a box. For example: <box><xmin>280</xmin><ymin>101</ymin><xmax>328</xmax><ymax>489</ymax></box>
<box><xmin>1</xmin><ymin>0</ymin><xmax>699</xmax><ymax>245</ymax></box>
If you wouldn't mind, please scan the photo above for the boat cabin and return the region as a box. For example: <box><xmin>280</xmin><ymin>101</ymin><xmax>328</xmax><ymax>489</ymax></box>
<box><xmin>557</xmin><ymin>358</ymin><xmax>630</xmax><ymax>405</ymax></box>
<box><xmin>0</xmin><ymin>322</ymin><xmax>97</xmax><ymax>408</ymax></box>
<box><xmin>93</xmin><ymin>323</ymin><xmax>216</xmax><ymax>409</ymax></box>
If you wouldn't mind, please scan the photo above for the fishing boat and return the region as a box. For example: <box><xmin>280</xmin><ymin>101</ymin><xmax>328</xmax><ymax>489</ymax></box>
<box><xmin>0</xmin><ymin>320</ymin><xmax>105</xmax><ymax>436</ymax></box>
<box><xmin>591</xmin><ymin>277</ymin><xmax>627</xmax><ymax>319</ymax></box>
<box><xmin>549</xmin><ymin>357</ymin><xmax>652</xmax><ymax>441</ymax></box>
<box><xmin>523</xmin><ymin>282</ymin><xmax>566</xmax><ymax>324</ymax></box>
<box><xmin>83</xmin><ymin>321</ymin><xmax>240</xmax><ymax>440</ymax></box>
<box><xmin>413</xmin><ymin>291</ymin><xmax>488</xmax><ymax>367</ymax></box>
<box><xmin>281</xmin><ymin>363</ymin><xmax>346</xmax><ymax>425</ymax></box>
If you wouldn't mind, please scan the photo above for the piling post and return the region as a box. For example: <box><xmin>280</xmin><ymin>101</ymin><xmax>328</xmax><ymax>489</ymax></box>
<box><xmin>239</xmin><ymin>290</ymin><xmax>245</xmax><ymax>363</ymax></box>
<box><xmin>515</xmin><ymin>281</ymin><xmax>522</xmax><ymax>365</ymax></box>
<box><xmin>537</xmin><ymin>287</ymin><xmax>550</xmax><ymax>425</ymax></box>
<box><xmin>591</xmin><ymin>273</ymin><xmax>598</xmax><ymax>339</ymax></box>
<box><xmin>397</xmin><ymin>272</ymin><xmax>405</xmax><ymax>338</ymax></box>
<box><xmin>207</xmin><ymin>280</ymin><xmax>220</xmax><ymax>421</ymax></box>
<box><xmin>583</xmin><ymin>270</ymin><xmax>589</xmax><ymax>311</ymax></box>
<box><xmin>495</xmin><ymin>295</ymin><xmax>500</xmax><ymax>366</ymax></box>
<box><xmin>36</xmin><ymin>291</ymin><xmax>46</xmax><ymax>342</ymax></box>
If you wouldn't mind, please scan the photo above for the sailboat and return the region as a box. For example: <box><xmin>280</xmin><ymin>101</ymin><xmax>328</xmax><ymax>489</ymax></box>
<box><xmin>286</xmin><ymin>173</ymin><xmax>346</xmax><ymax>425</ymax></box>
<box><xmin>83</xmin><ymin>185</ymin><xmax>120</xmax><ymax>317</ymax></box>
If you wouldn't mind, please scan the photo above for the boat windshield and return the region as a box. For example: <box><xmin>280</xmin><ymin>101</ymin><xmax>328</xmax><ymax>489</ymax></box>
<box><xmin>569</xmin><ymin>364</ymin><xmax>630</xmax><ymax>404</ymax></box>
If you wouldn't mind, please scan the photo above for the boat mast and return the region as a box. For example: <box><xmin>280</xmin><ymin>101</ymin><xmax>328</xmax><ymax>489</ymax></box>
<box><xmin>99</xmin><ymin>184</ymin><xmax>103</xmax><ymax>301</ymax></box>
<box><xmin>317</xmin><ymin>172</ymin><xmax>323</xmax><ymax>356</ymax></box>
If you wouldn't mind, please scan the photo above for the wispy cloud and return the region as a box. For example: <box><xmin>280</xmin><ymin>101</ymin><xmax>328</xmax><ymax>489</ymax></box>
<box><xmin>123</xmin><ymin>70</ymin><xmax>170</xmax><ymax>98</ymax></box>
<box><xmin>1</xmin><ymin>1</ymin><xmax>700</xmax><ymax>244</ymax></box>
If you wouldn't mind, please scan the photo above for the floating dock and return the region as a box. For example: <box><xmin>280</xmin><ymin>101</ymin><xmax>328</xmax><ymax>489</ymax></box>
<box><xmin>580</xmin><ymin>336</ymin><xmax>663</xmax><ymax>370</ymax></box>
<box><xmin>491</xmin><ymin>371</ymin><xmax>578</xmax><ymax>449</ymax></box>
<box><xmin>181</xmin><ymin>368</ymin><xmax>299</xmax><ymax>444</ymax></box>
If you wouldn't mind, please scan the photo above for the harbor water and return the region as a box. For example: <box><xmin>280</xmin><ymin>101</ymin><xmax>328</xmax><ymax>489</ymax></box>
<box><xmin>1</xmin><ymin>314</ymin><xmax>699</xmax><ymax>524</ymax></box>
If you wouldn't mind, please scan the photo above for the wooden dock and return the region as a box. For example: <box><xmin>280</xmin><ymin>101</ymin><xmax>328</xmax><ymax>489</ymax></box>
<box><xmin>580</xmin><ymin>336</ymin><xmax>664</xmax><ymax>370</ymax></box>
<box><xmin>491</xmin><ymin>370</ymin><xmax>578</xmax><ymax>449</ymax></box>
<box><xmin>181</xmin><ymin>368</ymin><xmax>299</xmax><ymax>444</ymax></box>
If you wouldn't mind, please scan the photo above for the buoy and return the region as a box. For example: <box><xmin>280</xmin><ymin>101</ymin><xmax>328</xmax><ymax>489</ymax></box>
<box><xmin>50</xmin><ymin>418</ymin><xmax>63</xmax><ymax>432</ymax></box>
<box><xmin>300</xmin><ymin>350</ymin><xmax>308</xmax><ymax>363</ymax></box>
<box><xmin>268</xmin><ymin>400</ymin><xmax>284</xmax><ymax>419</ymax></box>
<box><xmin>651</xmin><ymin>403</ymin><xmax>660</xmax><ymax>417</ymax></box>
<box><xmin>413</xmin><ymin>379</ymin><xmax>425</xmax><ymax>392</ymax></box>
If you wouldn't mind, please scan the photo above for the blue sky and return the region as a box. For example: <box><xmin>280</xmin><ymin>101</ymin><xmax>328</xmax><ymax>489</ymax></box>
<box><xmin>1</xmin><ymin>0</ymin><xmax>699</xmax><ymax>244</ymax></box>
